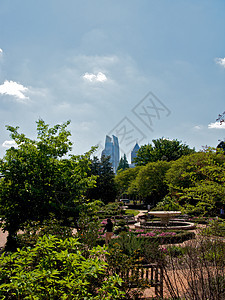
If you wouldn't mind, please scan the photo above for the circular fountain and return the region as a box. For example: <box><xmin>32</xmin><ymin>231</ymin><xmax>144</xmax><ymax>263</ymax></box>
<box><xmin>148</xmin><ymin>211</ymin><xmax>182</xmax><ymax>225</ymax></box>
<box><xmin>135</xmin><ymin>211</ymin><xmax>195</xmax><ymax>230</ymax></box>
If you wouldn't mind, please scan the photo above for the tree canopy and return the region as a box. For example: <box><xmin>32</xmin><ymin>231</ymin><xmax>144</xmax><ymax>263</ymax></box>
<box><xmin>115</xmin><ymin>166</ymin><xmax>142</xmax><ymax>198</ymax></box>
<box><xmin>165</xmin><ymin>149</ymin><xmax>225</xmax><ymax>215</ymax></box>
<box><xmin>134</xmin><ymin>138</ymin><xmax>195</xmax><ymax>166</ymax></box>
<box><xmin>0</xmin><ymin>119</ymin><xmax>96</xmax><ymax>249</ymax></box>
<box><xmin>128</xmin><ymin>161</ymin><xmax>171</xmax><ymax>205</ymax></box>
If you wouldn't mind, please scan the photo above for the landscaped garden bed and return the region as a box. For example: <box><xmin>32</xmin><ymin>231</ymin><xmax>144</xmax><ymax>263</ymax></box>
<box><xmin>97</xmin><ymin>225</ymin><xmax>195</xmax><ymax>245</ymax></box>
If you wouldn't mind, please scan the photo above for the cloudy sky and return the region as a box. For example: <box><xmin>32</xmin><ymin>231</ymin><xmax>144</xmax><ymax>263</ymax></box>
<box><xmin>0</xmin><ymin>0</ymin><xmax>225</xmax><ymax>161</ymax></box>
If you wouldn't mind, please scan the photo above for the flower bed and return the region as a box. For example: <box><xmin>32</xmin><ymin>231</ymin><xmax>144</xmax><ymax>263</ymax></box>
<box><xmin>97</xmin><ymin>227</ymin><xmax>195</xmax><ymax>245</ymax></box>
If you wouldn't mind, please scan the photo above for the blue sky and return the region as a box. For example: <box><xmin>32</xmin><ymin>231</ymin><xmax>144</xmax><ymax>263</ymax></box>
<box><xmin>0</xmin><ymin>0</ymin><xmax>225</xmax><ymax>161</ymax></box>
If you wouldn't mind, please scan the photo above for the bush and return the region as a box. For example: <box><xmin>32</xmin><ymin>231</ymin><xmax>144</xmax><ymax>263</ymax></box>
<box><xmin>109</xmin><ymin>232</ymin><xmax>162</xmax><ymax>264</ymax></box>
<box><xmin>106</xmin><ymin>233</ymin><xmax>162</xmax><ymax>299</ymax></box>
<box><xmin>0</xmin><ymin>235</ymin><xmax>125</xmax><ymax>299</ymax></box>
<box><xmin>16</xmin><ymin>217</ymin><xmax>74</xmax><ymax>249</ymax></box>
<box><xmin>114</xmin><ymin>220</ymin><xmax>129</xmax><ymax>235</ymax></box>
<box><xmin>130</xmin><ymin>229</ymin><xmax>195</xmax><ymax>245</ymax></box>
<box><xmin>202</xmin><ymin>218</ymin><xmax>225</xmax><ymax>237</ymax></box>
<box><xmin>77</xmin><ymin>211</ymin><xmax>102</xmax><ymax>252</ymax></box>
<box><xmin>165</xmin><ymin>245</ymin><xmax>187</xmax><ymax>257</ymax></box>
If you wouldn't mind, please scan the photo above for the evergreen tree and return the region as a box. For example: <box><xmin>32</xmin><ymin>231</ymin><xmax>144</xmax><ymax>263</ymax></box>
<box><xmin>87</xmin><ymin>155</ymin><xmax>117</xmax><ymax>204</ymax></box>
<box><xmin>117</xmin><ymin>154</ymin><xmax>129</xmax><ymax>172</ymax></box>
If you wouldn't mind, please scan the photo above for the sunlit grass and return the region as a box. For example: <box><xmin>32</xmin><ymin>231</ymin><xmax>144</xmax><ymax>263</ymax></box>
<box><xmin>125</xmin><ymin>209</ymin><xmax>140</xmax><ymax>216</ymax></box>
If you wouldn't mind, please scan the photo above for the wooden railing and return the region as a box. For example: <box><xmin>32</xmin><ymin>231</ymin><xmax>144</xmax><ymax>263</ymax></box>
<box><xmin>117</xmin><ymin>263</ymin><xmax>163</xmax><ymax>298</ymax></box>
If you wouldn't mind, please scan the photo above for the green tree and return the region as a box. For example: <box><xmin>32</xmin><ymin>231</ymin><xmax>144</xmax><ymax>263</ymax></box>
<box><xmin>115</xmin><ymin>166</ymin><xmax>142</xmax><ymax>198</ymax></box>
<box><xmin>0</xmin><ymin>119</ymin><xmax>96</xmax><ymax>249</ymax></box>
<box><xmin>165</xmin><ymin>150</ymin><xmax>225</xmax><ymax>216</ymax></box>
<box><xmin>129</xmin><ymin>161</ymin><xmax>171</xmax><ymax>205</ymax></box>
<box><xmin>134</xmin><ymin>138</ymin><xmax>195</xmax><ymax>166</ymax></box>
<box><xmin>87</xmin><ymin>155</ymin><xmax>117</xmax><ymax>204</ymax></box>
<box><xmin>117</xmin><ymin>154</ymin><xmax>129</xmax><ymax>172</ymax></box>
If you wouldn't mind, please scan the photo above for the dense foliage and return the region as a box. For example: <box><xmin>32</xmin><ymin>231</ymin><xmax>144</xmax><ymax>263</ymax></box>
<box><xmin>134</xmin><ymin>137</ymin><xmax>195</xmax><ymax>166</ymax></box>
<box><xmin>165</xmin><ymin>150</ymin><xmax>225</xmax><ymax>215</ymax></box>
<box><xmin>87</xmin><ymin>155</ymin><xmax>117</xmax><ymax>204</ymax></box>
<box><xmin>0</xmin><ymin>119</ymin><xmax>97</xmax><ymax>249</ymax></box>
<box><xmin>115</xmin><ymin>148</ymin><xmax>225</xmax><ymax>215</ymax></box>
<box><xmin>128</xmin><ymin>161</ymin><xmax>171</xmax><ymax>205</ymax></box>
<box><xmin>0</xmin><ymin>235</ymin><xmax>124</xmax><ymax>299</ymax></box>
<box><xmin>115</xmin><ymin>166</ymin><xmax>141</xmax><ymax>199</ymax></box>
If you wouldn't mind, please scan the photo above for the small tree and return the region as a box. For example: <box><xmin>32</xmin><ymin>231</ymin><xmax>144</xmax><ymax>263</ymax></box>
<box><xmin>0</xmin><ymin>119</ymin><xmax>97</xmax><ymax>250</ymax></box>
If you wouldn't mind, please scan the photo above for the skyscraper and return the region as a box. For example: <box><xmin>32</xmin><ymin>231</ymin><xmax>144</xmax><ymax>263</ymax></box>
<box><xmin>130</xmin><ymin>142</ymin><xmax>140</xmax><ymax>166</ymax></box>
<box><xmin>102</xmin><ymin>135</ymin><xmax>120</xmax><ymax>173</ymax></box>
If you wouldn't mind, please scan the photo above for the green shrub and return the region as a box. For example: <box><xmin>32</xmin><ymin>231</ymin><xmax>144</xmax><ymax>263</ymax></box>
<box><xmin>0</xmin><ymin>235</ymin><xmax>124</xmax><ymax>299</ymax></box>
<box><xmin>77</xmin><ymin>211</ymin><xmax>102</xmax><ymax>251</ymax></box>
<box><xmin>203</xmin><ymin>239</ymin><xmax>225</xmax><ymax>265</ymax></box>
<box><xmin>202</xmin><ymin>218</ymin><xmax>225</xmax><ymax>237</ymax></box>
<box><xmin>106</xmin><ymin>234</ymin><xmax>161</xmax><ymax>299</ymax></box>
<box><xmin>166</xmin><ymin>245</ymin><xmax>187</xmax><ymax>257</ymax></box>
<box><xmin>113</xmin><ymin>220</ymin><xmax>129</xmax><ymax>235</ymax></box>
<box><xmin>100</xmin><ymin>202</ymin><xmax>124</xmax><ymax>217</ymax></box>
<box><xmin>109</xmin><ymin>232</ymin><xmax>162</xmax><ymax>264</ymax></box>
<box><xmin>17</xmin><ymin>217</ymin><xmax>74</xmax><ymax>249</ymax></box>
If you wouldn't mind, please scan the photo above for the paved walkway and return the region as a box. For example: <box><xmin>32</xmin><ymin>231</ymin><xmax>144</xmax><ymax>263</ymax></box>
<box><xmin>0</xmin><ymin>229</ymin><xmax>7</xmax><ymax>248</ymax></box>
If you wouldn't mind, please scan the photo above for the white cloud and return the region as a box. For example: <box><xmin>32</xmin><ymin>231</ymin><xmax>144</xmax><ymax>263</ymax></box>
<box><xmin>215</xmin><ymin>57</ymin><xmax>225</xmax><ymax>68</ymax></box>
<box><xmin>0</xmin><ymin>48</ymin><xmax>3</xmax><ymax>54</ymax></box>
<box><xmin>83</xmin><ymin>71</ymin><xmax>107</xmax><ymax>82</ymax></box>
<box><xmin>0</xmin><ymin>80</ymin><xmax>29</xmax><ymax>101</ymax></box>
<box><xmin>2</xmin><ymin>140</ymin><xmax>17</xmax><ymax>148</ymax></box>
<box><xmin>208</xmin><ymin>121</ymin><xmax>225</xmax><ymax>129</ymax></box>
<box><xmin>193</xmin><ymin>125</ymin><xmax>203</xmax><ymax>130</ymax></box>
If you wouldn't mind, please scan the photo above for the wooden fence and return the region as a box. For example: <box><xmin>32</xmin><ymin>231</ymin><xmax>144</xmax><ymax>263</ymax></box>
<box><xmin>118</xmin><ymin>263</ymin><xmax>163</xmax><ymax>298</ymax></box>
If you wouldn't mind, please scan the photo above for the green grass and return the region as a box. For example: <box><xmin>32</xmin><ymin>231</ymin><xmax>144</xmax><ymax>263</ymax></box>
<box><xmin>125</xmin><ymin>209</ymin><xmax>140</xmax><ymax>216</ymax></box>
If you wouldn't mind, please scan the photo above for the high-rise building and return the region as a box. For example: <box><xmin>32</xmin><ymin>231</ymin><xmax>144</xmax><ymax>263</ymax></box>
<box><xmin>102</xmin><ymin>135</ymin><xmax>120</xmax><ymax>173</ymax></box>
<box><xmin>130</xmin><ymin>142</ymin><xmax>140</xmax><ymax>167</ymax></box>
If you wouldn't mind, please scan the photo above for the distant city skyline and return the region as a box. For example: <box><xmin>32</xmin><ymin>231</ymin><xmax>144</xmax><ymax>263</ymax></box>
<box><xmin>101</xmin><ymin>135</ymin><xmax>140</xmax><ymax>171</ymax></box>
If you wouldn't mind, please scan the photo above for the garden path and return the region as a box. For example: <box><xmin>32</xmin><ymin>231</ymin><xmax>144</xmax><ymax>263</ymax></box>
<box><xmin>0</xmin><ymin>229</ymin><xmax>7</xmax><ymax>248</ymax></box>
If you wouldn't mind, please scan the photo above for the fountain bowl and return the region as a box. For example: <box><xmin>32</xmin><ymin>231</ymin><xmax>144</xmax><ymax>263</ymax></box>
<box><xmin>135</xmin><ymin>211</ymin><xmax>195</xmax><ymax>230</ymax></box>
<box><xmin>148</xmin><ymin>211</ymin><xmax>182</xmax><ymax>224</ymax></box>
